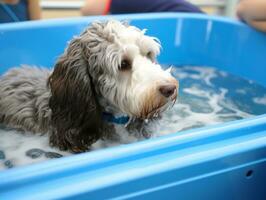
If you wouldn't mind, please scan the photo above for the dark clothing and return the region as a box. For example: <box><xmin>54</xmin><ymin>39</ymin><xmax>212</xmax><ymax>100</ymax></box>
<box><xmin>0</xmin><ymin>0</ymin><xmax>29</xmax><ymax>23</ymax></box>
<box><xmin>110</xmin><ymin>0</ymin><xmax>203</xmax><ymax>14</ymax></box>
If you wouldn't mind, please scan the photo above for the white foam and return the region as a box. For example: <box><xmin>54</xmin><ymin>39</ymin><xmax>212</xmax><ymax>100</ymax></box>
<box><xmin>253</xmin><ymin>95</ymin><xmax>266</xmax><ymax>105</ymax></box>
<box><xmin>0</xmin><ymin>66</ymin><xmax>264</xmax><ymax>170</ymax></box>
<box><xmin>175</xmin><ymin>66</ymin><xmax>217</xmax><ymax>86</ymax></box>
<box><xmin>0</xmin><ymin>129</ymin><xmax>70</xmax><ymax>169</ymax></box>
<box><xmin>236</xmin><ymin>89</ymin><xmax>247</xmax><ymax>94</ymax></box>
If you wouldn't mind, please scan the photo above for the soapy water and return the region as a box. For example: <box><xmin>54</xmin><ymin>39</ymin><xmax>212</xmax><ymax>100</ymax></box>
<box><xmin>1</xmin><ymin>66</ymin><xmax>266</xmax><ymax>170</ymax></box>
<box><xmin>153</xmin><ymin>66</ymin><xmax>266</xmax><ymax>134</ymax></box>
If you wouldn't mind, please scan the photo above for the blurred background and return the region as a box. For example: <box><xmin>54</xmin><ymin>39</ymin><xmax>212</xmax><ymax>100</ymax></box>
<box><xmin>41</xmin><ymin>0</ymin><xmax>238</xmax><ymax>19</ymax></box>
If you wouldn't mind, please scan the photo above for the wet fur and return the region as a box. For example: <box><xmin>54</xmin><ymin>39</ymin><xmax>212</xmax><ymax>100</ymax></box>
<box><xmin>0</xmin><ymin>20</ymin><xmax>177</xmax><ymax>153</ymax></box>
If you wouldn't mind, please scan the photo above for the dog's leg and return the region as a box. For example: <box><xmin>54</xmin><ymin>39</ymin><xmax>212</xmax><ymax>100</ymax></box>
<box><xmin>49</xmin><ymin>129</ymin><xmax>91</xmax><ymax>153</ymax></box>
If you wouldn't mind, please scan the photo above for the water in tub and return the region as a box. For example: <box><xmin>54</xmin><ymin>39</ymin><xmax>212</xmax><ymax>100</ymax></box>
<box><xmin>1</xmin><ymin>66</ymin><xmax>266</xmax><ymax>170</ymax></box>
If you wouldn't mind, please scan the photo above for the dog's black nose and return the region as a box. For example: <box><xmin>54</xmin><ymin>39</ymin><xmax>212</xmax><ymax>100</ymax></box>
<box><xmin>159</xmin><ymin>85</ymin><xmax>176</xmax><ymax>98</ymax></box>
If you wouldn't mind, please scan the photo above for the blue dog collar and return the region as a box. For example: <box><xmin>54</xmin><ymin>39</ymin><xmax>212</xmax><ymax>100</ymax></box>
<box><xmin>102</xmin><ymin>112</ymin><xmax>130</xmax><ymax>125</ymax></box>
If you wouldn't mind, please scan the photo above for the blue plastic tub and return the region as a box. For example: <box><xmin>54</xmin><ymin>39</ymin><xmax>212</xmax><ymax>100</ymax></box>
<box><xmin>0</xmin><ymin>13</ymin><xmax>266</xmax><ymax>200</ymax></box>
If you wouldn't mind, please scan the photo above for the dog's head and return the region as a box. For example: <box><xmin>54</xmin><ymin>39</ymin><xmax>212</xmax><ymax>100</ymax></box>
<box><xmin>48</xmin><ymin>20</ymin><xmax>178</xmax><ymax>151</ymax></box>
<box><xmin>81</xmin><ymin>20</ymin><xmax>178</xmax><ymax>118</ymax></box>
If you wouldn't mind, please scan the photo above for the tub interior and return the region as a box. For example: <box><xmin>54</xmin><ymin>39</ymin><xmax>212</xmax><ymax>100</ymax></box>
<box><xmin>1</xmin><ymin>64</ymin><xmax>266</xmax><ymax>170</ymax></box>
<box><xmin>0</xmin><ymin>14</ymin><xmax>266</xmax><ymax>170</ymax></box>
<box><xmin>1</xmin><ymin>14</ymin><xmax>266</xmax><ymax>86</ymax></box>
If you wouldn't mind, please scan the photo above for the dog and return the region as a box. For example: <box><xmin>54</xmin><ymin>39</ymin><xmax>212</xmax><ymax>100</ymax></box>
<box><xmin>0</xmin><ymin>20</ymin><xmax>178</xmax><ymax>153</ymax></box>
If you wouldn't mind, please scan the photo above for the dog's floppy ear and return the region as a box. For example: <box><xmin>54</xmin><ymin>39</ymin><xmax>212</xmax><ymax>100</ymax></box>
<box><xmin>48</xmin><ymin>35</ymin><xmax>103</xmax><ymax>153</ymax></box>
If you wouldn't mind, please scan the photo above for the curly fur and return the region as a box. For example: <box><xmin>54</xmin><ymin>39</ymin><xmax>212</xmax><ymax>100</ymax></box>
<box><xmin>0</xmin><ymin>20</ymin><xmax>178</xmax><ymax>153</ymax></box>
<box><xmin>0</xmin><ymin>66</ymin><xmax>51</xmax><ymax>133</ymax></box>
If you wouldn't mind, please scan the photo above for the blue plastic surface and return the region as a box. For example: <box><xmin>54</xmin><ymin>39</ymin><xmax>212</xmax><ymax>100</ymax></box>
<box><xmin>0</xmin><ymin>13</ymin><xmax>266</xmax><ymax>200</ymax></box>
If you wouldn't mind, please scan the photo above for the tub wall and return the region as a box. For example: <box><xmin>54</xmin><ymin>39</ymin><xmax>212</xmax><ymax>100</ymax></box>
<box><xmin>0</xmin><ymin>13</ymin><xmax>266</xmax><ymax>86</ymax></box>
<box><xmin>0</xmin><ymin>14</ymin><xmax>266</xmax><ymax>199</ymax></box>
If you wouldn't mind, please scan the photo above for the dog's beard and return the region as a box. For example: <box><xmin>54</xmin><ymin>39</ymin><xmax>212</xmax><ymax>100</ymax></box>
<box><xmin>139</xmin><ymin>91</ymin><xmax>177</xmax><ymax>119</ymax></box>
<box><xmin>98</xmin><ymin>83</ymin><xmax>178</xmax><ymax>123</ymax></box>
<box><xmin>100</xmin><ymin>81</ymin><xmax>178</xmax><ymax>120</ymax></box>
<box><xmin>109</xmin><ymin>84</ymin><xmax>178</xmax><ymax>120</ymax></box>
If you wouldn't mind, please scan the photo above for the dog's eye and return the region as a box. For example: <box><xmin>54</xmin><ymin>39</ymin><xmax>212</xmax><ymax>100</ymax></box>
<box><xmin>120</xmin><ymin>59</ymin><xmax>131</xmax><ymax>71</ymax></box>
<box><xmin>146</xmin><ymin>51</ymin><xmax>155</xmax><ymax>61</ymax></box>
<box><xmin>146</xmin><ymin>51</ymin><xmax>152</xmax><ymax>58</ymax></box>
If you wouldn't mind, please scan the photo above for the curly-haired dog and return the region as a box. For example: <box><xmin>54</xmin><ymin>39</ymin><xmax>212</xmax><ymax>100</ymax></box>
<box><xmin>0</xmin><ymin>20</ymin><xmax>178</xmax><ymax>153</ymax></box>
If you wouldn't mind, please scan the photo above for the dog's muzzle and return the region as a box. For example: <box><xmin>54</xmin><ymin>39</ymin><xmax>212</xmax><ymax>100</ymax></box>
<box><xmin>139</xmin><ymin>77</ymin><xmax>179</xmax><ymax>119</ymax></box>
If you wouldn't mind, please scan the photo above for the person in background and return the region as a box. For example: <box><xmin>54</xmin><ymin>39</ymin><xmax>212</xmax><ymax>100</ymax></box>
<box><xmin>237</xmin><ymin>0</ymin><xmax>266</xmax><ymax>32</ymax></box>
<box><xmin>0</xmin><ymin>0</ymin><xmax>41</xmax><ymax>23</ymax></box>
<box><xmin>81</xmin><ymin>0</ymin><xmax>204</xmax><ymax>16</ymax></box>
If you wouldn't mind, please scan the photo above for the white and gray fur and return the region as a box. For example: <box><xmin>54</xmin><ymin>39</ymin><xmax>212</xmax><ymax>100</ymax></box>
<box><xmin>0</xmin><ymin>20</ymin><xmax>178</xmax><ymax>153</ymax></box>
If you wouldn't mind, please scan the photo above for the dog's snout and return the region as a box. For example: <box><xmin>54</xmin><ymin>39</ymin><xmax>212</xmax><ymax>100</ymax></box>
<box><xmin>159</xmin><ymin>84</ymin><xmax>176</xmax><ymax>98</ymax></box>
